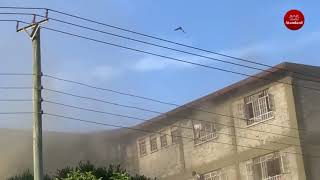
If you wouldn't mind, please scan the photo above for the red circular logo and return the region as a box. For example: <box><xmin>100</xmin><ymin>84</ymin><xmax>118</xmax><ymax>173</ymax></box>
<box><xmin>284</xmin><ymin>9</ymin><xmax>304</xmax><ymax>30</ymax></box>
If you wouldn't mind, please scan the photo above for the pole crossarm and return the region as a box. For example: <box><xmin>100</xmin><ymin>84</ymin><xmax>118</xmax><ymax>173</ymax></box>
<box><xmin>16</xmin><ymin>12</ymin><xmax>48</xmax><ymax>40</ymax></box>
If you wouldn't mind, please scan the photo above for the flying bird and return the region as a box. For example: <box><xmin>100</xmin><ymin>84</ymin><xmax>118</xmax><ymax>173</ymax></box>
<box><xmin>174</xmin><ymin>26</ymin><xmax>186</xmax><ymax>33</ymax></box>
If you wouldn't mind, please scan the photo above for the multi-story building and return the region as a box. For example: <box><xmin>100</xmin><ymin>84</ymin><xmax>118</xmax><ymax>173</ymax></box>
<box><xmin>121</xmin><ymin>62</ymin><xmax>320</xmax><ymax>180</ymax></box>
<box><xmin>1</xmin><ymin>62</ymin><xmax>319</xmax><ymax>180</ymax></box>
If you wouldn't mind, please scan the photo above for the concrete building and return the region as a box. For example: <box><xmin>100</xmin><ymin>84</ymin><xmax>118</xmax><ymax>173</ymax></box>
<box><xmin>1</xmin><ymin>62</ymin><xmax>320</xmax><ymax>180</ymax></box>
<box><xmin>119</xmin><ymin>62</ymin><xmax>320</xmax><ymax>180</ymax></box>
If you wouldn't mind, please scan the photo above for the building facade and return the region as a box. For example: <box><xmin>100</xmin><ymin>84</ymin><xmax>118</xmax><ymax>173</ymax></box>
<box><xmin>122</xmin><ymin>62</ymin><xmax>320</xmax><ymax>180</ymax></box>
<box><xmin>1</xmin><ymin>62</ymin><xmax>319</xmax><ymax>180</ymax></box>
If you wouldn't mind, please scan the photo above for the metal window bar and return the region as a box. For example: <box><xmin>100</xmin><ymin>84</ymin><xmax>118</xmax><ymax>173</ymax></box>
<box><xmin>204</xmin><ymin>170</ymin><xmax>221</xmax><ymax>180</ymax></box>
<box><xmin>265</xmin><ymin>174</ymin><xmax>282</xmax><ymax>180</ymax></box>
<box><xmin>160</xmin><ymin>133</ymin><xmax>168</xmax><ymax>147</ymax></box>
<box><xmin>250</xmin><ymin>152</ymin><xmax>287</xmax><ymax>180</ymax></box>
<box><xmin>150</xmin><ymin>136</ymin><xmax>158</xmax><ymax>152</ymax></box>
<box><xmin>139</xmin><ymin>140</ymin><xmax>147</xmax><ymax>156</ymax></box>
<box><xmin>245</xmin><ymin>89</ymin><xmax>274</xmax><ymax>125</ymax></box>
<box><xmin>204</xmin><ymin>170</ymin><xmax>228</xmax><ymax>180</ymax></box>
<box><xmin>171</xmin><ymin>128</ymin><xmax>179</xmax><ymax>144</ymax></box>
<box><xmin>194</xmin><ymin>121</ymin><xmax>217</xmax><ymax>145</ymax></box>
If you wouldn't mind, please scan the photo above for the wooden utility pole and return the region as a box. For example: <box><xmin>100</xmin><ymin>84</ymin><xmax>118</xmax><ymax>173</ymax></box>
<box><xmin>17</xmin><ymin>15</ymin><xmax>48</xmax><ymax>180</ymax></box>
<box><xmin>32</xmin><ymin>26</ymin><xmax>43</xmax><ymax>180</ymax></box>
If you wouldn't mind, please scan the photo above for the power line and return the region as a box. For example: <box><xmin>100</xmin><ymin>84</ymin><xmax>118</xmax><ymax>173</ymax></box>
<box><xmin>16</xmin><ymin>13</ymin><xmax>317</xmax><ymax>84</ymax></box>
<box><xmin>0</xmin><ymin>11</ymin><xmax>316</xmax><ymax>141</ymax></box>
<box><xmin>2</xmin><ymin>6</ymin><xmax>318</xmax><ymax>168</ymax></box>
<box><xmin>0</xmin><ymin>12</ymin><xmax>36</xmax><ymax>16</ymax></box>
<box><xmin>0</xmin><ymin>73</ymin><xmax>33</xmax><ymax>75</ymax></box>
<box><xmin>43</xmin><ymin>75</ymin><xmax>179</xmax><ymax>105</ymax></box>
<box><xmin>44</xmin><ymin>8</ymin><xmax>320</xmax><ymax>80</ymax></box>
<box><xmin>0</xmin><ymin>112</ymin><xmax>35</xmax><ymax>114</ymax></box>
<box><xmin>42</xmin><ymin>99</ymin><xmax>303</xmax><ymax>141</ymax></box>
<box><xmin>43</xmin><ymin>112</ymin><xmax>320</xmax><ymax>159</ymax></box>
<box><xmin>43</xmin><ymin>99</ymin><xmax>312</xmax><ymax>148</ymax></box>
<box><xmin>0</xmin><ymin>7</ymin><xmax>46</xmax><ymax>10</ymax></box>
<box><xmin>3</xmin><ymin>12</ymin><xmax>320</xmax><ymax>85</ymax></box>
<box><xmin>34</xmin><ymin>14</ymin><xmax>320</xmax><ymax>85</ymax></box>
<box><xmin>3</xmin><ymin>19</ymin><xmax>320</xmax><ymax>128</ymax></box>
<box><xmin>0</xmin><ymin>87</ymin><xmax>32</xmax><ymax>89</ymax></box>
<box><xmin>0</xmin><ymin>19</ymin><xmax>19</xmax><ymax>22</ymax></box>
<box><xmin>40</xmin><ymin>27</ymin><xmax>271</xmax><ymax>81</ymax></box>
<box><xmin>0</xmin><ymin>99</ymin><xmax>32</xmax><ymax>101</ymax></box>
<box><xmin>43</xmin><ymin>87</ymin><xmax>304</xmax><ymax>132</ymax></box>
<box><xmin>43</xmin><ymin>76</ymin><xmax>307</xmax><ymax>132</ymax></box>
<box><xmin>5</xmin><ymin>17</ymin><xmax>304</xmax><ymax>136</ymax></box>
<box><xmin>0</xmin><ymin>11</ymin><xmax>318</xmax><ymax>162</ymax></box>
<box><xmin>43</xmin><ymin>88</ymin><xmax>161</xmax><ymax>114</ymax></box>
<box><xmin>39</xmin><ymin>26</ymin><xmax>320</xmax><ymax>94</ymax></box>
<box><xmin>1</xmin><ymin>8</ymin><xmax>320</xmax><ymax>81</ymax></box>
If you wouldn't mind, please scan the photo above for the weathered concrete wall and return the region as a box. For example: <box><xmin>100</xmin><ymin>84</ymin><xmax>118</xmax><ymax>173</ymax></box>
<box><xmin>130</xmin><ymin>98</ymin><xmax>237</xmax><ymax>179</ymax></box>
<box><xmin>232</xmin><ymin>77</ymin><xmax>306</xmax><ymax>180</ymax></box>
<box><xmin>221</xmin><ymin>164</ymin><xmax>238</xmax><ymax>180</ymax></box>
<box><xmin>181</xmin><ymin>100</ymin><xmax>236</xmax><ymax>171</ymax></box>
<box><xmin>135</xmin><ymin>124</ymin><xmax>185</xmax><ymax>179</ymax></box>
<box><xmin>163</xmin><ymin>163</ymin><xmax>238</xmax><ymax>180</ymax></box>
<box><xmin>282</xmin><ymin>146</ymin><xmax>306</xmax><ymax>180</ymax></box>
<box><xmin>232</xmin><ymin>79</ymin><xmax>301</xmax><ymax>153</ymax></box>
<box><xmin>0</xmin><ymin>129</ymin><xmax>125</xmax><ymax>179</ymax></box>
<box><xmin>292</xmin><ymin>68</ymin><xmax>320</xmax><ymax>180</ymax></box>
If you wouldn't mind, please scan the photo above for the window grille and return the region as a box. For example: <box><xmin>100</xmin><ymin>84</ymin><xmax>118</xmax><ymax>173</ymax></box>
<box><xmin>150</xmin><ymin>135</ymin><xmax>158</xmax><ymax>152</ymax></box>
<box><xmin>244</xmin><ymin>89</ymin><xmax>275</xmax><ymax>125</ymax></box>
<box><xmin>203</xmin><ymin>169</ymin><xmax>228</xmax><ymax>180</ymax></box>
<box><xmin>160</xmin><ymin>131</ymin><xmax>168</xmax><ymax>148</ymax></box>
<box><xmin>171</xmin><ymin>127</ymin><xmax>180</xmax><ymax>144</ymax></box>
<box><xmin>138</xmin><ymin>139</ymin><xmax>147</xmax><ymax>156</ymax></box>
<box><xmin>246</xmin><ymin>152</ymin><xmax>289</xmax><ymax>180</ymax></box>
<box><xmin>193</xmin><ymin>120</ymin><xmax>217</xmax><ymax>145</ymax></box>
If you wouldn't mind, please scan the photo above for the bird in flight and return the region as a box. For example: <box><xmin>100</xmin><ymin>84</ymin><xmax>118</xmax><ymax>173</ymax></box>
<box><xmin>174</xmin><ymin>26</ymin><xmax>186</xmax><ymax>33</ymax></box>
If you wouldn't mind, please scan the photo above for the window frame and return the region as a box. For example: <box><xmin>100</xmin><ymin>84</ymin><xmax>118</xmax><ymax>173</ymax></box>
<box><xmin>246</xmin><ymin>152</ymin><xmax>288</xmax><ymax>180</ymax></box>
<box><xmin>149</xmin><ymin>135</ymin><xmax>158</xmax><ymax>153</ymax></box>
<box><xmin>244</xmin><ymin>89</ymin><xmax>275</xmax><ymax>127</ymax></box>
<box><xmin>160</xmin><ymin>130</ymin><xmax>168</xmax><ymax>148</ymax></box>
<box><xmin>203</xmin><ymin>169</ymin><xmax>228</xmax><ymax>180</ymax></box>
<box><xmin>171</xmin><ymin>127</ymin><xmax>180</xmax><ymax>144</ymax></box>
<box><xmin>193</xmin><ymin>120</ymin><xmax>217</xmax><ymax>145</ymax></box>
<box><xmin>138</xmin><ymin>138</ymin><xmax>147</xmax><ymax>157</ymax></box>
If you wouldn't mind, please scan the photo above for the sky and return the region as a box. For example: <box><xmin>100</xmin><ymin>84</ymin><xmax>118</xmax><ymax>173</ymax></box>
<box><xmin>0</xmin><ymin>0</ymin><xmax>319</xmax><ymax>132</ymax></box>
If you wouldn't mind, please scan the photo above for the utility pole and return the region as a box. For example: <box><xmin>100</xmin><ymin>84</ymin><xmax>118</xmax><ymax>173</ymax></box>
<box><xmin>32</xmin><ymin>25</ymin><xmax>43</xmax><ymax>180</ymax></box>
<box><xmin>17</xmin><ymin>14</ymin><xmax>48</xmax><ymax>180</ymax></box>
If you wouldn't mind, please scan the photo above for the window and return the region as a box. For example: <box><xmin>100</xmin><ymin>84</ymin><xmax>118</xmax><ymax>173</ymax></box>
<box><xmin>138</xmin><ymin>139</ymin><xmax>147</xmax><ymax>156</ymax></box>
<box><xmin>193</xmin><ymin>120</ymin><xmax>217</xmax><ymax>145</ymax></box>
<box><xmin>171</xmin><ymin>127</ymin><xmax>180</xmax><ymax>144</ymax></box>
<box><xmin>160</xmin><ymin>131</ymin><xmax>168</xmax><ymax>148</ymax></box>
<box><xmin>150</xmin><ymin>135</ymin><xmax>158</xmax><ymax>152</ymax></box>
<box><xmin>244</xmin><ymin>89</ymin><xmax>275</xmax><ymax>126</ymax></box>
<box><xmin>246</xmin><ymin>152</ymin><xmax>289</xmax><ymax>180</ymax></box>
<box><xmin>203</xmin><ymin>169</ymin><xmax>228</xmax><ymax>180</ymax></box>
